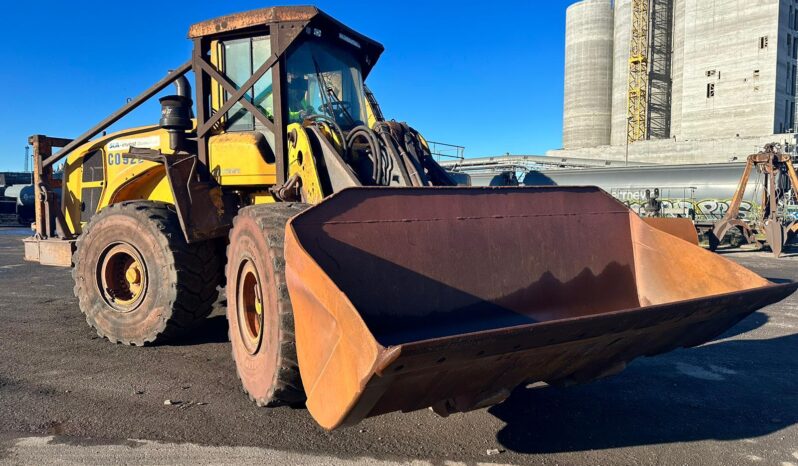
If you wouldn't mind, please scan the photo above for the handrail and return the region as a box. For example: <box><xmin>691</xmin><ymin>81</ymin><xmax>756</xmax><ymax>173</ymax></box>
<box><xmin>41</xmin><ymin>60</ymin><xmax>192</xmax><ymax>169</ymax></box>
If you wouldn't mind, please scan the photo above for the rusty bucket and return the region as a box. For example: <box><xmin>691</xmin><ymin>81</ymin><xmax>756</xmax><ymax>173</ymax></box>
<box><xmin>284</xmin><ymin>186</ymin><xmax>796</xmax><ymax>430</ymax></box>
<box><xmin>643</xmin><ymin>217</ymin><xmax>700</xmax><ymax>244</ymax></box>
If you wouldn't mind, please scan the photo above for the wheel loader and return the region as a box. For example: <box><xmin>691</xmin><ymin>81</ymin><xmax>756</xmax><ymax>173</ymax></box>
<box><xmin>23</xmin><ymin>6</ymin><xmax>798</xmax><ymax>430</ymax></box>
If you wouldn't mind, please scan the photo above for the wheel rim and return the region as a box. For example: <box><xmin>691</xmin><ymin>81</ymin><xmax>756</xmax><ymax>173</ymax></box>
<box><xmin>98</xmin><ymin>243</ymin><xmax>148</xmax><ymax>312</ymax></box>
<box><xmin>237</xmin><ymin>260</ymin><xmax>264</xmax><ymax>355</ymax></box>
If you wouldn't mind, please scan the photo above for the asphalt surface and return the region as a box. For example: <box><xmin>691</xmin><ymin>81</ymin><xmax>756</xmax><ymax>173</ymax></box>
<box><xmin>1</xmin><ymin>225</ymin><xmax>798</xmax><ymax>465</ymax></box>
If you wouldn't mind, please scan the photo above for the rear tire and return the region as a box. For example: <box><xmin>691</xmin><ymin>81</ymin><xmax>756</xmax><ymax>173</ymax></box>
<box><xmin>226</xmin><ymin>202</ymin><xmax>308</xmax><ymax>407</ymax></box>
<box><xmin>73</xmin><ymin>201</ymin><xmax>221</xmax><ymax>345</ymax></box>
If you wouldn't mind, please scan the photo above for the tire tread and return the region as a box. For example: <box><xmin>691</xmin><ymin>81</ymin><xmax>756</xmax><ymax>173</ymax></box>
<box><xmin>227</xmin><ymin>202</ymin><xmax>307</xmax><ymax>406</ymax></box>
<box><xmin>73</xmin><ymin>201</ymin><xmax>221</xmax><ymax>346</ymax></box>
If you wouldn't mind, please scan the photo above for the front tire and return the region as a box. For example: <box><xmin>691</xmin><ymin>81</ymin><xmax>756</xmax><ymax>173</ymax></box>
<box><xmin>226</xmin><ymin>203</ymin><xmax>308</xmax><ymax>406</ymax></box>
<box><xmin>73</xmin><ymin>201</ymin><xmax>221</xmax><ymax>345</ymax></box>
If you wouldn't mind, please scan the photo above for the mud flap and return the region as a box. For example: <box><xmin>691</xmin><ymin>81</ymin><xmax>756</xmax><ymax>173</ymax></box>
<box><xmin>283</xmin><ymin>187</ymin><xmax>797</xmax><ymax>430</ymax></box>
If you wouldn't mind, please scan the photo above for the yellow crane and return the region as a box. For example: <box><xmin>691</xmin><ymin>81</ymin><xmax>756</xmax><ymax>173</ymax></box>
<box><xmin>628</xmin><ymin>0</ymin><xmax>649</xmax><ymax>143</ymax></box>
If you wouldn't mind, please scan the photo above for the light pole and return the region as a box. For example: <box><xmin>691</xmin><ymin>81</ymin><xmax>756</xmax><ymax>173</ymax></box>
<box><xmin>24</xmin><ymin>146</ymin><xmax>30</xmax><ymax>173</ymax></box>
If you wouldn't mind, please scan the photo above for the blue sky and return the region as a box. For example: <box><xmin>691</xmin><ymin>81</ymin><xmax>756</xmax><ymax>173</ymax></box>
<box><xmin>1</xmin><ymin>0</ymin><xmax>569</xmax><ymax>171</ymax></box>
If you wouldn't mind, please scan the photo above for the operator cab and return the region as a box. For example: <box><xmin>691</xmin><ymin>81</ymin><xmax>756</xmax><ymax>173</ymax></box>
<box><xmin>190</xmin><ymin>6</ymin><xmax>384</xmax><ymax>188</ymax></box>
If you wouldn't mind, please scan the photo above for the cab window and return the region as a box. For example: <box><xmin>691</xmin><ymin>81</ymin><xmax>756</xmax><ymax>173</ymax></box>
<box><xmin>285</xmin><ymin>40</ymin><xmax>367</xmax><ymax>130</ymax></box>
<box><xmin>219</xmin><ymin>35</ymin><xmax>273</xmax><ymax>132</ymax></box>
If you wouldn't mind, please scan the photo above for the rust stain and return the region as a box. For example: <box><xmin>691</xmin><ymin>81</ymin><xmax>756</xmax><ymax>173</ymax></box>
<box><xmin>188</xmin><ymin>6</ymin><xmax>319</xmax><ymax>38</ymax></box>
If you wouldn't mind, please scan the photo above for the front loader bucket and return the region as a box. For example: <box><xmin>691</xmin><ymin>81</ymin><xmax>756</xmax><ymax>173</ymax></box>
<box><xmin>283</xmin><ymin>187</ymin><xmax>796</xmax><ymax>430</ymax></box>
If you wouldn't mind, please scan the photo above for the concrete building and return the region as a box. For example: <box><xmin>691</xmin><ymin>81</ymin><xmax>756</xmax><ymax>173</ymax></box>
<box><xmin>557</xmin><ymin>0</ymin><xmax>798</xmax><ymax>164</ymax></box>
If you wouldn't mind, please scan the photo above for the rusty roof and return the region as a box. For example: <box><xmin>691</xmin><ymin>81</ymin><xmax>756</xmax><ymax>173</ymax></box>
<box><xmin>188</xmin><ymin>6</ymin><xmax>320</xmax><ymax>38</ymax></box>
<box><xmin>188</xmin><ymin>6</ymin><xmax>384</xmax><ymax>78</ymax></box>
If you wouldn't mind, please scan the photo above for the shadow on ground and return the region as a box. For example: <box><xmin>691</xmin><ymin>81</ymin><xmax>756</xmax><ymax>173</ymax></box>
<box><xmin>715</xmin><ymin>309</ymin><xmax>768</xmax><ymax>339</ymax></box>
<box><xmin>714</xmin><ymin>242</ymin><xmax>798</xmax><ymax>258</ymax></box>
<box><xmin>489</xmin><ymin>311</ymin><xmax>797</xmax><ymax>453</ymax></box>
<box><xmin>169</xmin><ymin>315</ymin><xmax>230</xmax><ymax>346</ymax></box>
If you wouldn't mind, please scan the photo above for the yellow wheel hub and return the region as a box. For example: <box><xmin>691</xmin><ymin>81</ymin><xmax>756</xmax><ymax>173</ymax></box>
<box><xmin>254</xmin><ymin>286</ymin><xmax>263</xmax><ymax>316</ymax></box>
<box><xmin>99</xmin><ymin>243</ymin><xmax>148</xmax><ymax>311</ymax></box>
<box><xmin>238</xmin><ymin>260</ymin><xmax>265</xmax><ymax>355</ymax></box>
<box><xmin>122</xmin><ymin>261</ymin><xmax>144</xmax><ymax>303</ymax></box>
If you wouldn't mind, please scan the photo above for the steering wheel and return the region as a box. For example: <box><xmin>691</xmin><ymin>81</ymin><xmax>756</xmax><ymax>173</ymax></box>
<box><xmin>319</xmin><ymin>100</ymin><xmax>352</xmax><ymax>119</ymax></box>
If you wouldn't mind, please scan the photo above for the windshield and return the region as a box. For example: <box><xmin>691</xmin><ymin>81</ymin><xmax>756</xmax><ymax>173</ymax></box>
<box><xmin>285</xmin><ymin>40</ymin><xmax>367</xmax><ymax>130</ymax></box>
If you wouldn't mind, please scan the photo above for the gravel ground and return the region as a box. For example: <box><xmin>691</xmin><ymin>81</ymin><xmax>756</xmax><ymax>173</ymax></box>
<box><xmin>1</xmin><ymin>226</ymin><xmax>797</xmax><ymax>465</ymax></box>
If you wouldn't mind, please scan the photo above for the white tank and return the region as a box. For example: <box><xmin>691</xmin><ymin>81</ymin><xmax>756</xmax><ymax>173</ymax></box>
<box><xmin>562</xmin><ymin>0</ymin><xmax>614</xmax><ymax>149</ymax></box>
<box><xmin>3</xmin><ymin>185</ymin><xmax>28</xmax><ymax>206</ymax></box>
<box><xmin>610</xmin><ymin>0</ymin><xmax>632</xmax><ymax>146</ymax></box>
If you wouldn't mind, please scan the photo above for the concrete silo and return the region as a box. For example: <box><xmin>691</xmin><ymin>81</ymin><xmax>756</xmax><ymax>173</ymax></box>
<box><xmin>562</xmin><ymin>0</ymin><xmax>614</xmax><ymax>149</ymax></box>
<box><xmin>669</xmin><ymin>0</ymin><xmax>685</xmax><ymax>139</ymax></box>
<box><xmin>611</xmin><ymin>0</ymin><xmax>632</xmax><ymax>146</ymax></box>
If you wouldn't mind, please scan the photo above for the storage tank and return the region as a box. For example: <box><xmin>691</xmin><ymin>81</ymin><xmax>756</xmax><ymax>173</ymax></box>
<box><xmin>468</xmin><ymin>171</ymin><xmax>520</xmax><ymax>187</ymax></box>
<box><xmin>523</xmin><ymin>163</ymin><xmax>762</xmax><ymax>221</ymax></box>
<box><xmin>562</xmin><ymin>0</ymin><xmax>614</xmax><ymax>149</ymax></box>
<box><xmin>2</xmin><ymin>184</ymin><xmax>35</xmax><ymax>224</ymax></box>
<box><xmin>610</xmin><ymin>0</ymin><xmax>632</xmax><ymax>146</ymax></box>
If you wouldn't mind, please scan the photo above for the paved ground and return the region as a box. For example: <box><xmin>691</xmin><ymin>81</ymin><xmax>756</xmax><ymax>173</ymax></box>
<box><xmin>1</xmin><ymin>225</ymin><xmax>798</xmax><ymax>465</ymax></box>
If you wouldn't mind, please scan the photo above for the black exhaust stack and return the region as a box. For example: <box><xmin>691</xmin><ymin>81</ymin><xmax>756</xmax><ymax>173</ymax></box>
<box><xmin>159</xmin><ymin>74</ymin><xmax>194</xmax><ymax>152</ymax></box>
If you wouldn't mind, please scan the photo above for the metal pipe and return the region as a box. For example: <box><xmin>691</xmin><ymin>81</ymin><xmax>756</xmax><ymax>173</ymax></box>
<box><xmin>42</xmin><ymin>61</ymin><xmax>192</xmax><ymax>168</ymax></box>
<box><xmin>174</xmin><ymin>75</ymin><xmax>192</xmax><ymax>99</ymax></box>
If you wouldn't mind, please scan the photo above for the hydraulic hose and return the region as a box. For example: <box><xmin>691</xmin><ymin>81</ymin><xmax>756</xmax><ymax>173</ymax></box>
<box><xmin>399</xmin><ymin>123</ymin><xmax>457</xmax><ymax>186</ymax></box>
<box><xmin>374</xmin><ymin>123</ymin><xmax>414</xmax><ymax>186</ymax></box>
<box><xmin>306</xmin><ymin>115</ymin><xmax>348</xmax><ymax>154</ymax></box>
<box><xmin>342</xmin><ymin>122</ymin><xmax>456</xmax><ymax>187</ymax></box>
<box><xmin>346</xmin><ymin>125</ymin><xmax>385</xmax><ymax>185</ymax></box>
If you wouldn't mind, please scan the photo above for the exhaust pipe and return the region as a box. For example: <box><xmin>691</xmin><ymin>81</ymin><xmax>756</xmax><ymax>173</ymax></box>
<box><xmin>174</xmin><ymin>75</ymin><xmax>192</xmax><ymax>100</ymax></box>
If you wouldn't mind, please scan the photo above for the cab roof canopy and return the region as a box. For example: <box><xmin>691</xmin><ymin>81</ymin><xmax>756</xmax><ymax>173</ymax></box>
<box><xmin>188</xmin><ymin>6</ymin><xmax>384</xmax><ymax>78</ymax></box>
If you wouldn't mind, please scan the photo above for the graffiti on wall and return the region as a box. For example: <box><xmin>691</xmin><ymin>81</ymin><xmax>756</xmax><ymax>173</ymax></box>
<box><xmin>608</xmin><ymin>187</ymin><xmax>759</xmax><ymax>221</ymax></box>
<box><xmin>623</xmin><ymin>198</ymin><xmax>757</xmax><ymax>221</ymax></box>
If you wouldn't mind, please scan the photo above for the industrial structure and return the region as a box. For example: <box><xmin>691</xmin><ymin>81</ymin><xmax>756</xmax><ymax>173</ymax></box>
<box><xmin>442</xmin><ymin>155</ymin><xmax>777</xmax><ymax>222</ymax></box>
<box><xmin>558</xmin><ymin>0</ymin><xmax>798</xmax><ymax>163</ymax></box>
<box><xmin>0</xmin><ymin>172</ymin><xmax>33</xmax><ymax>224</ymax></box>
<box><xmin>440</xmin><ymin>153</ymin><xmax>652</xmax><ymax>186</ymax></box>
